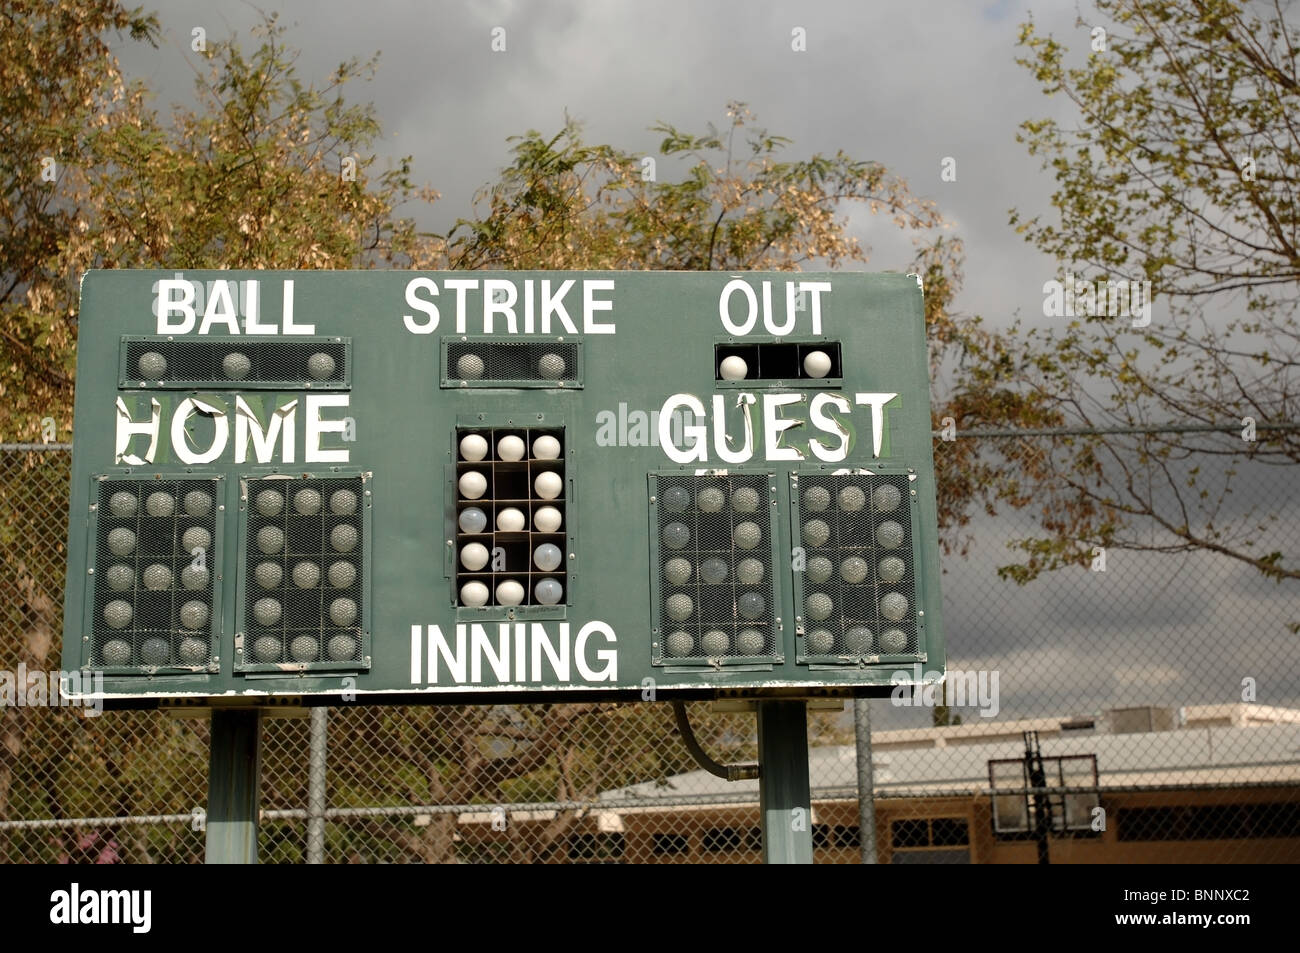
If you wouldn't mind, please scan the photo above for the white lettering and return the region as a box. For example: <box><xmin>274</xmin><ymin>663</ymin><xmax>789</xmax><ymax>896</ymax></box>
<box><xmin>115</xmin><ymin>397</ymin><xmax>161</xmax><ymax>465</ymax></box>
<box><xmin>583</xmin><ymin>279</ymin><xmax>616</xmax><ymax>333</ymax></box>
<box><xmin>659</xmin><ymin>394</ymin><xmax>708</xmax><ymax>463</ymax></box>
<box><xmin>482</xmin><ymin>279</ymin><xmax>517</xmax><ymax>333</ymax></box>
<box><xmin>575</xmin><ymin>621</ymin><xmax>617</xmax><ymax>682</ymax></box>
<box><xmin>853</xmin><ymin>392</ymin><xmax>899</xmax><ymax>458</ymax></box>
<box><xmin>234</xmin><ymin>396</ymin><xmax>297</xmax><ymax>464</ymax></box>
<box><xmin>156</xmin><ymin>279</ymin><xmax>196</xmax><ymax>333</ymax></box>
<box><xmin>541</xmin><ymin>279</ymin><xmax>578</xmax><ymax>334</ymax></box>
<box><xmin>531</xmin><ymin>622</ymin><xmax>570</xmax><ymax>681</ymax></box>
<box><xmin>305</xmin><ymin>394</ymin><xmax>350</xmax><ymax>463</ymax></box>
<box><xmin>403</xmin><ymin>277</ymin><xmax>439</xmax><ymax>333</ymax></box>
<box><xmin>198</xmin><ymin>280</ymin><xmax>240</xmax><ymax>334</ymax></box>
<box><xmin>719</xmin><ymin>279</ymin><xmax>758</xmax><ymax>335</ymax></box>
<box><xmin>446</xmin><ymin>279</ymin><xmax>478</xmax><ymax>333</ymax></box>
<box><xmin>171</xmin><ymin>397</ymin><xmax>229</xmax><ymax>465</ymax></box>
<box><xmin>762</xmin><ymin>392</ymin><xmax>803</xmax><ymax>461</ymax></box>
<box><xmin>808</xmin><ymin>392</ymin><xmax>850</xmax><ymax>462</ymax></box>
<box><xmin>281</xmin><ymin>281</ymin><xmax>314</xmax><ymax>334</ymax></box>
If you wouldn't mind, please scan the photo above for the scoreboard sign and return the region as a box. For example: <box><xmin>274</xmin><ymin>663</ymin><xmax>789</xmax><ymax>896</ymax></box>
<box><xmin>62</xmin><ymin>271</ymin><xmax>945</xmax><ymax>705</ymax></box>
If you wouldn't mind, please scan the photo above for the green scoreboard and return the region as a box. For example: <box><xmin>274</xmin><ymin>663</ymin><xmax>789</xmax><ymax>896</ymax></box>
<box><xmin>62</xmin><ymin>270</ymin><xmax>945</xmax><ymax>706</ymax></box>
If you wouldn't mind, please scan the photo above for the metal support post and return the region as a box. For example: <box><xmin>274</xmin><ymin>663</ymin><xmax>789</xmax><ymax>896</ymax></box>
<box><xmin>205</xmin><ymin>708</ymin><xmax>263</xmax><ymax>864</ymax></box>
<box><xmin>758</xmin><ymin>700</ymin><xmax>814</xmax><ymax>864</ymax></box>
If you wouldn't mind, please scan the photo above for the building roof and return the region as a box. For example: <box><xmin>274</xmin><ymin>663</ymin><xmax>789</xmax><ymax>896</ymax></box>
<box><xmin>594</xmin><ymin>712</ymin><xmax>1300</xmax><ymax>810</ymax></box>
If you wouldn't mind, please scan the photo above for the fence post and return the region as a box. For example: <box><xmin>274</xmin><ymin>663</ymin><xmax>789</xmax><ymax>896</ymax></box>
<box><xmin>307</xmin><ymin>707</ymin><xmax>328</xmax><ymax>864</ymax></box>
<box><xmin>854</xmin><ymin>698</ymin><xmax>878</xmax><ymax>863</ymax></box>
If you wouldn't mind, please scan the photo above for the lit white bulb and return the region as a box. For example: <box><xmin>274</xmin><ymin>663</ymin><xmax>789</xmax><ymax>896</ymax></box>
<box><xmin>803</xmin><ymin>350</ymin><xmax>832</xmax><ymax>378</ymax></box>
<box><xmin>145</xmin><ymin>491</ymin><xmax>175</xmax><ymax>517</ymax></box>
<box><xmin>495</xmin><ymin>580</ymin><xmax>525</xmax><ymax>606</ymax></box>
<box><xmin>532</xmin><ymin>435</ymin><xmax>561</xmax><ymax>459</ymax></box>
<box><xmin>307</xmin><ymin>352</ymin><xmax>336</xmax><ymax>380</ymax></box>
<box><xmin>459</xmin><ymin>471</ymin><xmax>488</xmax><ymax>499</ymax></box>
<box><xmin>222</xmin><ymin>352</ymin><xmax>251</xmax><ymax>380</ymax></box>
<box><xmin>497</xmin><ymin>435</ymin><xmax>525</xmax><ymax>461</ymax></box>
<box><xmin>719</xmin><ymin>356</ymin><xmax>748</xmax><ymax>380</ymax></box>
<box><xmin>137</xmin><ymin>351</ymin><xmax>167</xmax><ymax>379</ymax></box>
<box><xmin>879</xmin><ymin>629</ymin><xmax>908</xmax><ymax>653</ymax></box>
<box><xmin>103</xmin><ymin>600</ymin><xmax>133</xmax><ymax>629</ymax></box>
<box><xmin>253</xmin><ymin>597</ymin><xmax>282</xmax><ymax>626</ymax></box>
<box><xmin>534</xmin><ymin>506</ymin><xmax>563</xmax><ymax>533</ymax></box>
<box><xmin>496</xmin><ymin>507</ymin><xmax>526</xmax><ymax>532</ymax></box>
<box><xmin>534</xmin><ymin>471</ymin><xmax>563</xmax><ymax>499</ymax></box>
<box><xmin>460</xmin><ymin>543</ymin><xmax>490</xmax><ymax>571</ymax></box>
<box><xmin>105</xmin><ymin>527</ymin><xmax>135</xmax><ymax>556</ymax></box>
<box><xmin>459</xmin><ymin>434</ymin><xmax>489</xmax><ymax>462</ymax></box>
<box><xmin>460</xmin><ymin>582</ymin><xmax>489</xmax><ymax>607</ymax></box>
<box><xmin>255</xmin><ymin>489</ymin><xmax>284</xmax><ymax>516</ymax></box>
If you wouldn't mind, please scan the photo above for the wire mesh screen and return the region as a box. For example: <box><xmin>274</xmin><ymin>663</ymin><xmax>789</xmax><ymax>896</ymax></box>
<box><xmin>89</xmin><ymin>476</ymin><xmax>221</xmax><ymax>672</ymax></box>
<box><xmin>791</xmin><ymin>471</ymin><xmax>918</xmax><ymax>659</ymax></box>
<box><xmin>2</xmin><ymin>435</ymin><xmax>1298</xmax><ymax>864</ymax></box>
<box><xmin>444</xmin><ymin>340</ymin><xmax>580</xmax><ymax>387</ymax></box>
<box><xmin>122</xmin><ymin>338</ymin><xmax>348</xmax><ymax>388</ymax></box>
<box><xmin>651</xmin><ymin>472</ymin><xmax>777</xmax><ymax>661</ymax></box>
<box><xmin>241</xmin><ymin>476</ymin><xmax>367</xmax><ymax>670</ymax></box>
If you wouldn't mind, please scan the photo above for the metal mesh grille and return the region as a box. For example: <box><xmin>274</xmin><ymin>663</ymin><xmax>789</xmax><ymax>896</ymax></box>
<box><xmin>90</xmin><ymin>477</ymin><xmax>220</xmax><ymax>670</ymax></box>
<box><xmin>445</xmin><ymin>340</ymin><xmax>580</xmax><ymax>386</ymax></box>
<box><xmin>122</xmin><ymin>338</ymin><xmax>347</xmax><ymax>387</ymax></box>
<box><xmin>792</xmin><ymin>471</ymin><xmax>917</xmax><ymax>658</ymax></box>
<box><xmin>454</xmin><ymin>429</ymin><xmax>567</xmax><ymax>608</ymax></box>
<box><xmin>653</xmin><ymin>472</ymin><xmax>775</xmax><ymax>659</ymax></box>
<box><xmin>242</xmin><ymin>477</ymin><xmax>365</xmax><ymax>668</ymax></box>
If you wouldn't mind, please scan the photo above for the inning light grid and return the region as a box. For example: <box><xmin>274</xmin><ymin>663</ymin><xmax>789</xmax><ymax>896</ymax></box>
<box><xmin>650</xmin><ymin>471</ymin><xmax>780</xmax><ymax>663</ymax></box>
<box><xmin>790</xmin><ymin>471</ymin><xmax>920</xmax><ymax>660</ymax></box>
<box><xmin>238</xmin><ymin>475</ymin><xmax>368</xmax><ymax>671</ymax></box>
<box><xmin>454</xmin><ymin>427</ymin><xmax>568</xmax><ymax>609</ymax></box>
<box><xmin>87</xmin><ymin>475</ymin><xmax>222</xmax><ymax>672</ymax></box>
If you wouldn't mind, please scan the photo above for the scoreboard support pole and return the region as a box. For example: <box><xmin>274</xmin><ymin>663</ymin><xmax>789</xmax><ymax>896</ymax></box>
<box><xmin>757</xmin><ymin>701</ymin><xmax>814</xmax><ymax>864</ymax></box>
<box><xmin>205</xmin><ymin>708</ymin><xmax>264</xmax><ymax>864</ymax></box>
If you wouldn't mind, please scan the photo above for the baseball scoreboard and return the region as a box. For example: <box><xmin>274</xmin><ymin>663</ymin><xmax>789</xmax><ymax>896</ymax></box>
<box><xmin>62</xmin><ymin>270</ymin><xmax>945</xmax><ymax>706</ymax></box>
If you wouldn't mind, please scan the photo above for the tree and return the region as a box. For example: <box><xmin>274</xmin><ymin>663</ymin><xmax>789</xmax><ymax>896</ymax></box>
<box><xmin>0</xmin><ymin>8</ymin><xmax>437</xmax><ymax>861</ymax></box>
<box><xmin>2</xmin><ymin>13</ymin><xmax>973</xmax><ymax>862</ymax></box>
<box><xmin>950</xmin><ymin>0</ymin><xmax>1299</xmax><ymax>582</ymax></box>
<box><xmin>0</xmin><ymin>0</ymin><xmax>157</xmax><ymax>443</ymax></box>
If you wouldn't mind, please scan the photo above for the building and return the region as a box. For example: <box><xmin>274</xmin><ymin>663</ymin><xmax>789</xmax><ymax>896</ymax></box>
<box><xmin>454</xmin><ymin>703</ymin><xmax>1300</xmax><ymax>863</ymax></box>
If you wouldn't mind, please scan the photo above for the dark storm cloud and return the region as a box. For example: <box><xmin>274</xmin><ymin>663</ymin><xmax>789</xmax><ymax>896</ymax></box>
<box><xmin>114</xmin><ymin>0</ymin><xmax>1082</xmax><ymax>324</ymax></box>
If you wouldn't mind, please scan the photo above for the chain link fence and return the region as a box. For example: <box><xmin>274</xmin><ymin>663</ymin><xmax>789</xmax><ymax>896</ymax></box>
<box><xmin>2</xmin><ymin>433</ymin><xmax>1297</xmax><ymax>863</ymax></box>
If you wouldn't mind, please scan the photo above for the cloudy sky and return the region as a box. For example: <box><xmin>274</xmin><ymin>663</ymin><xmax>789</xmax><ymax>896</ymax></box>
<box><xmin>108</xmin><ymin>1</ymin><xmax>1298</xmax><ymax>732</ymax></box>
<box><xmin>112</xmin><ymin>0</ymin><xmax>1085</xmax><ymax>325</ymax></box>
